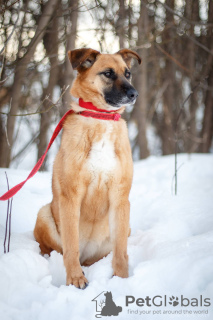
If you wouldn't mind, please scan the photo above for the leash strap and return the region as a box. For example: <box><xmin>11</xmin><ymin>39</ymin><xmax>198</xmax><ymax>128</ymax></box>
<box><xmin>0</xmin><ymin>109</ymin><xmax>73</xmax><ymax>201</ymax></box>
<box><xmin>0</xmin><ymin>104</ymin><xmax>121</xmax><ymax>201</ymax></box>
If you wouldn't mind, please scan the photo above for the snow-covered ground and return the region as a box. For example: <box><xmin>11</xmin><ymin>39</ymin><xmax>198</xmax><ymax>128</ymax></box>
<box><xmin>0</xmin><ymin>154</ymin><xmax>213</xmax><ymax>320</ymax></box>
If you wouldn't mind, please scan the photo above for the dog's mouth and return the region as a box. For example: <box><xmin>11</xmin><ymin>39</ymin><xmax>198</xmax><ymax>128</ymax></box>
<box><xmin>105</xmin><ymin>98</ymin><xmax>121</xmax><ymax>108</ymax></box>
<box><xmin>105</xmin><ymin>98</ymin><xmax>137</xmax><ymax>109</ymax></box>
<box><xmin>104</xmin><ymin>87</ymin><xmax>138</xmax><ymax>109</ymax></box>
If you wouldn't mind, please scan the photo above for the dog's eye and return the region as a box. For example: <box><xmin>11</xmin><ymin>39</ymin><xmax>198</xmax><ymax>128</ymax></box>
<box><xmin>104</xmin><ymin>72</ymin><xmax>112</xmax><ymax>78</ymax></box>
<box><xmin>125</xmin><ymin>71</ymin><xmax>131</xmax><ymax>79</ymax></box>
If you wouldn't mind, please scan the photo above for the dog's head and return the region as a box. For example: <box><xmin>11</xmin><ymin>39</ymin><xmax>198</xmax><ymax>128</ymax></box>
<box><xmin>104</xmin><ymin>291</ymin><xmax>112</xmax><ymax>299</ymax></box>
<box><xmin>68</xmin><ymin>48</ymin><xmax>141</xmax><ymax>111</ymax></box>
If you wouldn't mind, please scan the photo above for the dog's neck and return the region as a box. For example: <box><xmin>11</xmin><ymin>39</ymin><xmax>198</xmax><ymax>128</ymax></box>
<box><xmin>79</xmin><ymin>98</ymin><xmax>118</xmax><ymax>113</ymax></box>
<box><xmin>71</xmin><ymin>99</ymin><xmax>125</xmax><ymax>115</ymax></box>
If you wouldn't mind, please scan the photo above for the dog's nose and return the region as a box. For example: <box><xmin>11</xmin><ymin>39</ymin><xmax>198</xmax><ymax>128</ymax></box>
<box><xmin>126</xmin><ymin>88</ymin><xmax>138</xmax><ymax>100</ymax></box>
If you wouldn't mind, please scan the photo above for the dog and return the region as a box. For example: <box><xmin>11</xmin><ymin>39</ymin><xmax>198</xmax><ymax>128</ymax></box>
<box><xmin>34</xmin><ymin>48</ymin><xmax>141</xmax><ymax>289</ymax></box>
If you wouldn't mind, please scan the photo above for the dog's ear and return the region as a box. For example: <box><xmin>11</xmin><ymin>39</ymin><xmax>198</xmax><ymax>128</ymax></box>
<box><xmin>68</xmin><ymin>48</ymin><xmax>100</xmax><ymax>71</ymax></box>
<box><xmin>116</xmin><ymin>49</ymin><xmax>141</xmax><ymax>68</ymax></box>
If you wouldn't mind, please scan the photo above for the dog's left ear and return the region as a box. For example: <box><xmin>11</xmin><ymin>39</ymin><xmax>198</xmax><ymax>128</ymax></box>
<box><xmin>68</xmin><ymin>48</ymin><xmax>100</xmax><ymax>71</ymax></box>
<box><xmin>116</xmin><ymin>49</ymin><xmax>142</xmax><ymax>68</ymax></box>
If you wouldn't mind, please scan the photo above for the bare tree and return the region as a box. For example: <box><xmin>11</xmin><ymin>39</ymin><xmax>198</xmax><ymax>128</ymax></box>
<box><xmin>61</xmin><ymin>0</ymin><xmax>79</xmax><ymax>115</ymax></box>
<box><xmin>132</xmin><ymin>0</ymin><xmax>150</xmax><ymax>159</ymax></box>
<box><xmin>199</xmin><ymin>0</ymin><xmax>213</xmax><ymax>153</ymax></box>
<box><xmin>0</xmin><ymin>0</ymin><xmax>59</xmax><ymax>167</ymax></box>
<box><xmin>37</xmin><ymin>7</ymin><xmax>60</xmax><ymax>167</ymax></box>
<box><xmin>185</xmin><ymin>0</ymin><xmax>199</xmax><ymax>152</ymax></box>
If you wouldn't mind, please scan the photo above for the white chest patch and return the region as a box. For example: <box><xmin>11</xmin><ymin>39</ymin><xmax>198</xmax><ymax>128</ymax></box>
<box><xmin>87</xmin><ymin>123</ymin><xmax>117</xmax><ymax>175</ymax></box>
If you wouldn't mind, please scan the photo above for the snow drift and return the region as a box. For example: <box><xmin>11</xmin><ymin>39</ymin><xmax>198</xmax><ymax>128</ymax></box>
<box><xmin>0</xmin><ymin>154</ymin><xmax>213</xmax><ymax>320</ymax></box>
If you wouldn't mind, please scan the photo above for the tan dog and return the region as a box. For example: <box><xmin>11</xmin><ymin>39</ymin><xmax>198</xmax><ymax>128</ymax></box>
<box><xmin>34</xmin><ymin>48</ymin><xmax>141</xmax><ymax>289</ymax></box>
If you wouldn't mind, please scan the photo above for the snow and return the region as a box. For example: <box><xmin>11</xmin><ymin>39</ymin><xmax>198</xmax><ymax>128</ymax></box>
<box><xmin>0</xmin><ymin>153</ymin><xmax>213</xmax><ymax>320</ymax></box>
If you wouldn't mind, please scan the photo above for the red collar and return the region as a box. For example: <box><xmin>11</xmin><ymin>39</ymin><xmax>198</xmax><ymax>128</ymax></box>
<box><xmin>78</xmin><ymin>98</ymin><xmax>121</xmax><ymax>121</ymax></box>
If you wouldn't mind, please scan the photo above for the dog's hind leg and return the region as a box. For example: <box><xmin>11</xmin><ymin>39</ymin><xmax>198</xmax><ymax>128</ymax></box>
<box><xmin>34</xmin><ymin>204</ymin><xmax>62</xmax><ymax>255</ymax></box>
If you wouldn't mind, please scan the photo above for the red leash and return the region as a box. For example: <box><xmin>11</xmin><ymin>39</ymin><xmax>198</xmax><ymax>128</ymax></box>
<box><xmin>0</xmin><ymin>101</ymin><xmax>121</xmax><ymax>201</ymax></box>
<box><xmin>0</xmin><ymin>109</ymin><xmax>73</xmax><ymax>201</ymax></box>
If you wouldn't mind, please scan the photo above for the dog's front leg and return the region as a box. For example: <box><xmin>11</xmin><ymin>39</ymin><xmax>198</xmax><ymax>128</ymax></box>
<box><xmin>110</xmin><ymin>199</ymin><xmax>130</xmax><ymax>278</ymax></box>
<box><xmin>59</xmin><ymin>194</ymin><xmax>88</xmax><ymax>288</ymax></box>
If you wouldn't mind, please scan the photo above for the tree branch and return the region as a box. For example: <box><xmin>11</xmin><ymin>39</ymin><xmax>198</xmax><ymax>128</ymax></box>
<box><xmin>0</xmin><ymin>85</ymin><xmax>69</xmax><ymax>117</ymax></box>
<box><xmin>155</xmin><ymin>0</ymin><xmax>213</xmax><ymax>27</ymax></box>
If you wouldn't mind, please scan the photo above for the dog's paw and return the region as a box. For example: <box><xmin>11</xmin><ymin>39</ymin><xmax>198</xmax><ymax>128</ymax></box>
<box><xmin>113</xmin><ymin>262</ymin><xmax>129</xmax><ymax>278</ymax></box>
<box><xmin>66</xmin><ymin>271</ymin><xmax>88</xmax><ymax>289</ymax></box>
<box><xmin>113</xmin><ymin>269</ymin><xmax>129</xmax><ymax>278</ymax></box>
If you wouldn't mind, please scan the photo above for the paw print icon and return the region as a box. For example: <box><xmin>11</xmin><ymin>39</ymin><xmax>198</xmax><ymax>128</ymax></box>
<box><xmin>169</xmin><ymin>296</ymin><xmax>179</xmax><ymax>307</ymax></box>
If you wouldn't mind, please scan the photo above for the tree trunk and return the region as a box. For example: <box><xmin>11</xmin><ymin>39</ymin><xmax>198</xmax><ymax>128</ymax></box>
<box><xmin>61</xmin><ymin>0</ymin><xmax>79</xmax><ymax>115</ymax></box>
<box><xmin>132</xmin><ymin>0</ymin><xmax>150</xmax><ymax>159</ymax></box>
<box><xmin>37</xmin><ymin>12</ymin><xmax>59</xmax><ymax>168</ymax></box>
<box><xmin>200</xmin><ymin>66</ymin><xmax>213</xmax><ymax>152</ymax></box>
<box><xmin>161</xmin><ymin>0</ymin><xmax>176</xmax><ymax>155</ymax></box>
<box><xmin>117</xmin><ymin>0</ymin><xmax>125</xmax><ymax>49</ymax></box>
<box><xmin>186</xmin><ymin>0</ymin><xmax>199</xmax><ymax>152</ymax></box>
<box><xmin>199</xmin><ymin>0</ymin><xmax>213</xmax><ymax>153</ymax></box>
<box><xmin>0</xmin><ymin>0</ymin><xmax>59</xmax><ymax>168</ymax></box>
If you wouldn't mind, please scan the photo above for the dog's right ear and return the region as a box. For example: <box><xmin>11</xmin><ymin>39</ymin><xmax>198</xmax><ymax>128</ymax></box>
<box><xmin>68</xmin><ymin>48</ymin><xmax>100</xmax><ymax>71</ymax></box>
<box><xmin>116</xmin><ymin>49</ymin><xmax>141</xmax><ymax>68</ymax></box>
